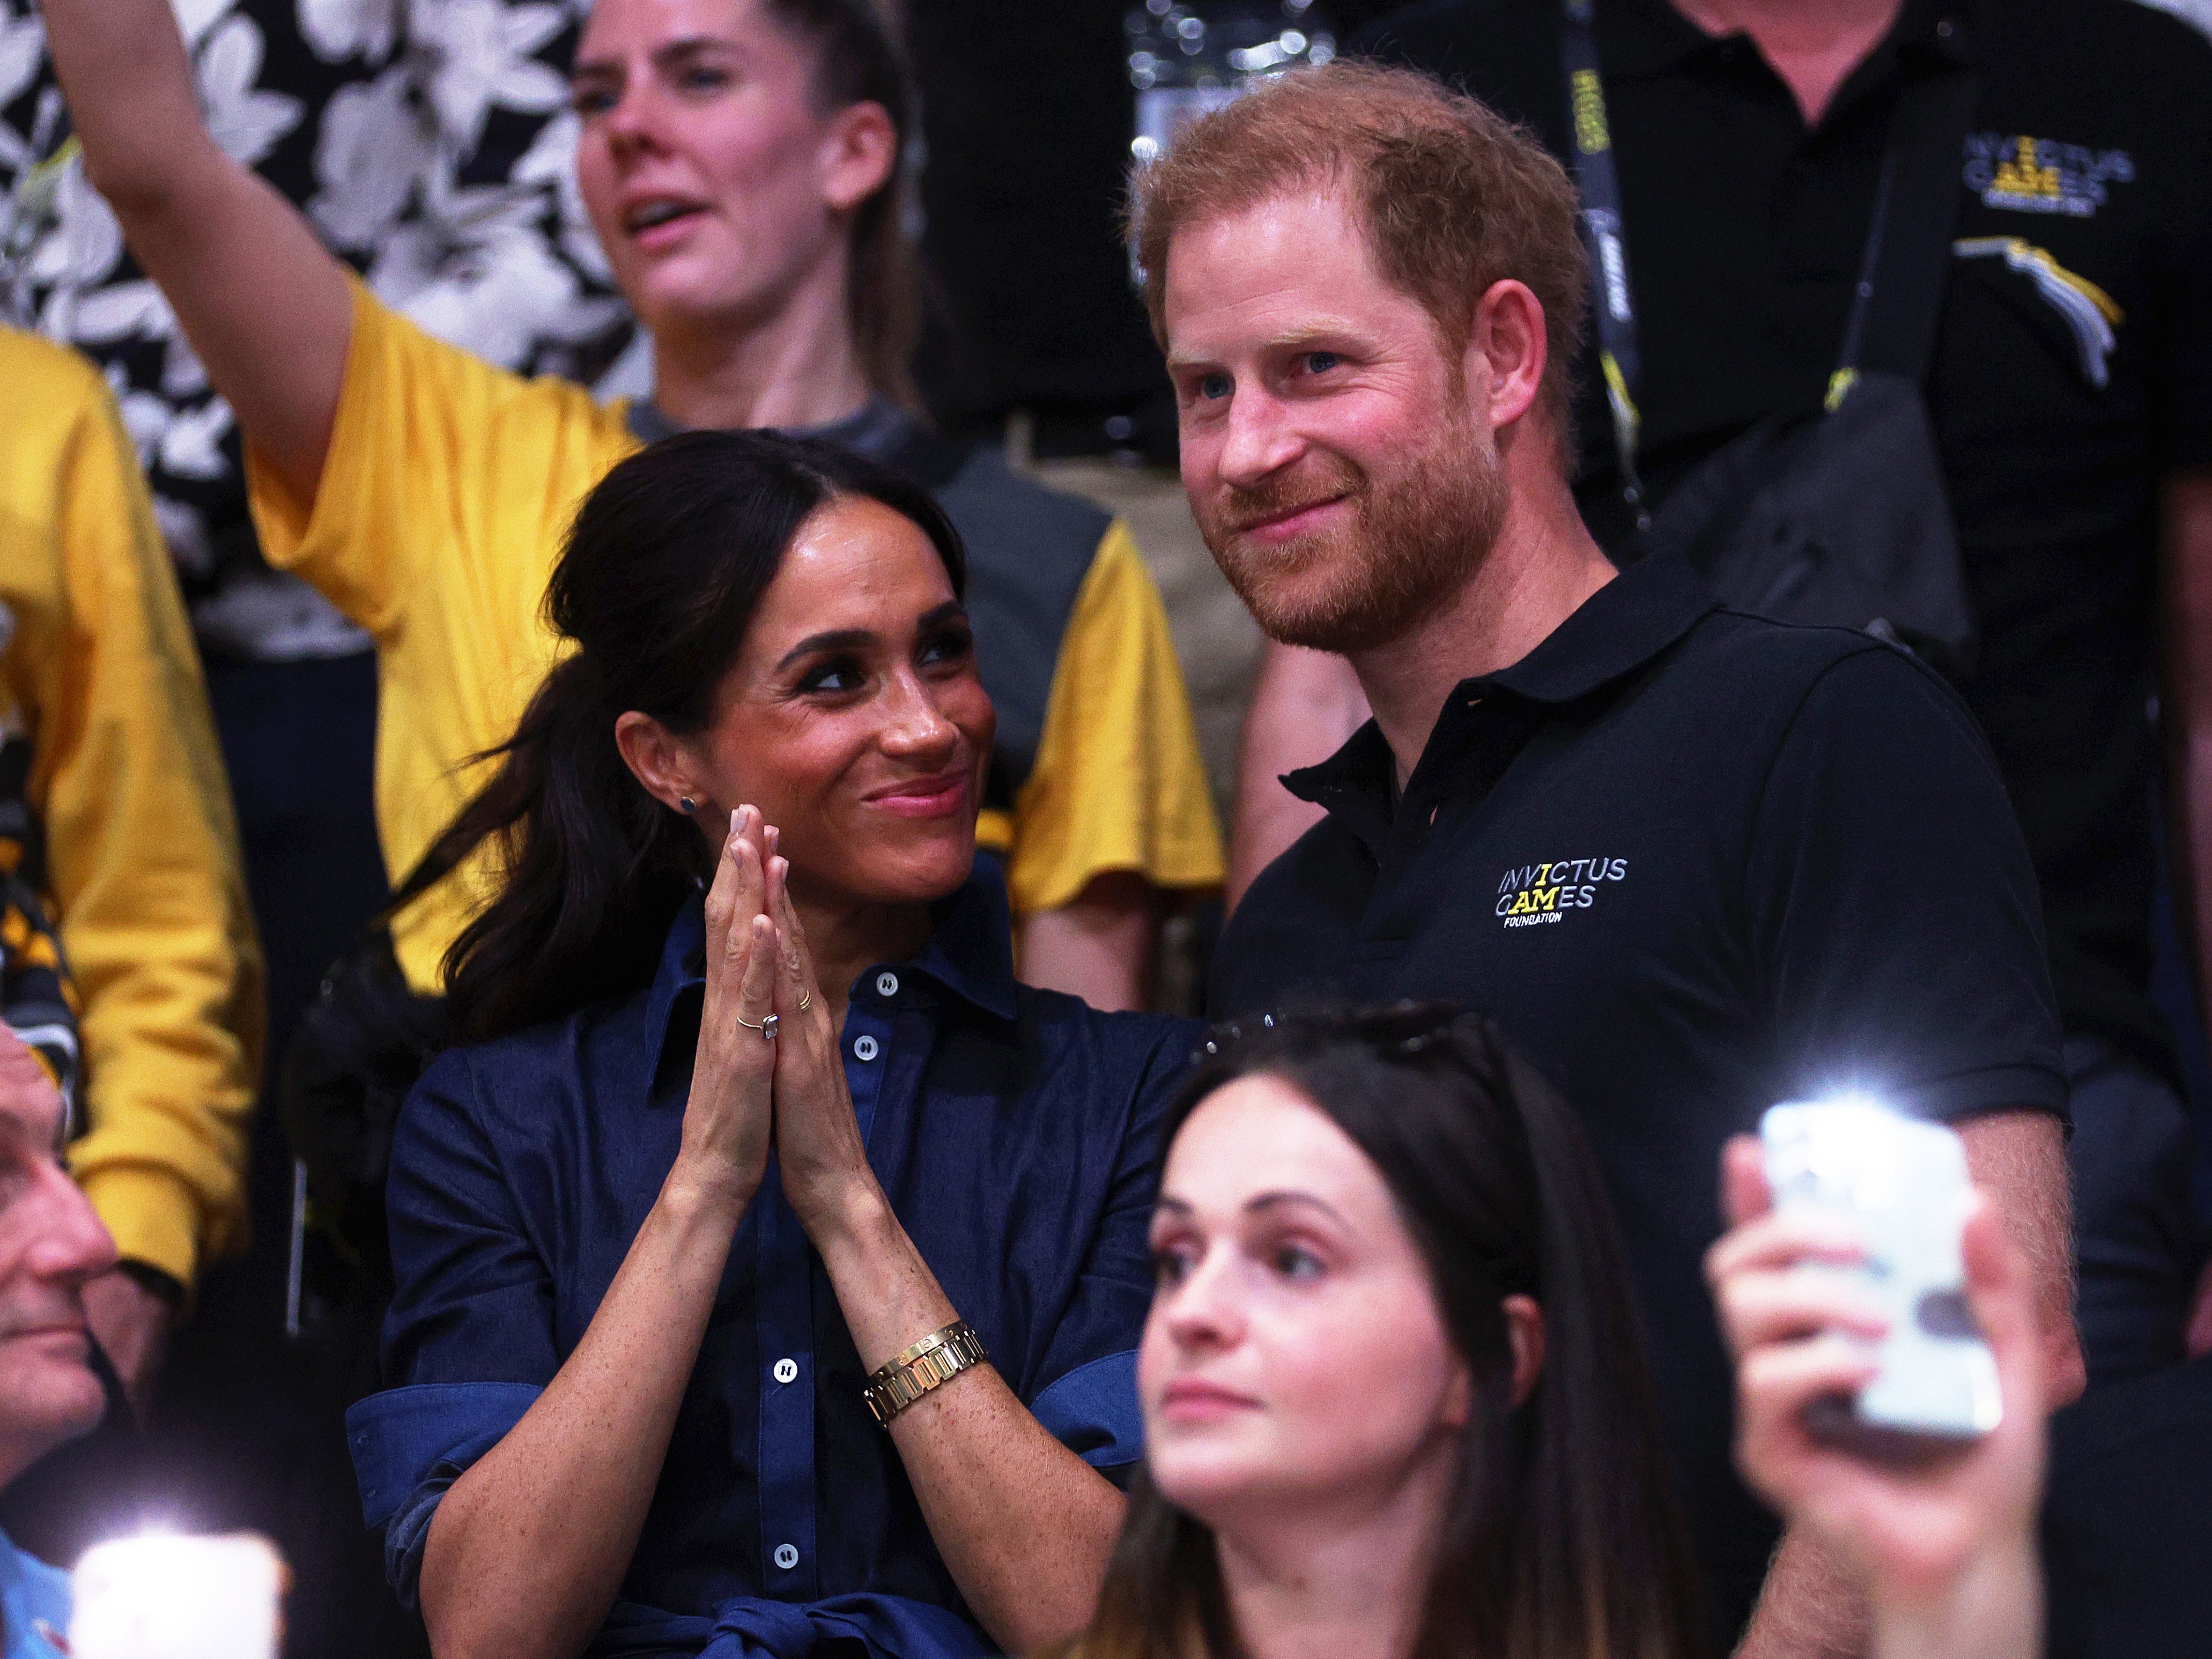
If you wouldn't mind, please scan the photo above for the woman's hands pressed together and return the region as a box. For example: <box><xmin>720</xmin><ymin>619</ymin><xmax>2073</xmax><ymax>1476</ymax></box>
<box><xmin>1707</xmin><ymin>1138</ymin><xmax>2047</xmax><ymax>1659</ymax></box>
<box><xmin>670</xmin><ymin>808</ymin><xmax>781</xmax><ymax>1221</ymax></box>
<box><xmin>757</xmin><ymin>827</ymin><xmax>889</xmax><ymax>1248</ymax></box>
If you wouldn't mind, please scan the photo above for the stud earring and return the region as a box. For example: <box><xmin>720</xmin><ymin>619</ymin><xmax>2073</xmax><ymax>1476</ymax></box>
<box><xmin>679</xmin><ymin>796</ymin><xmax>697</xmax><ymax>815</ymax></box>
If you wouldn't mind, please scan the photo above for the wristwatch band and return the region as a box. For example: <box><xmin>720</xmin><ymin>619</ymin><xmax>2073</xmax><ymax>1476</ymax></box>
<box><xmin>864</xmin><ymin>1320</ymin><xmax>989</xmax><ymax>1427</ymax></box>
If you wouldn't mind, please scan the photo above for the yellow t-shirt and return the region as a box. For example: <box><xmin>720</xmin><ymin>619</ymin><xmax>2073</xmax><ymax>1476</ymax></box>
<box><xmin>249</xmin><ymin>283</ymin><xmax>1223</xmax><ymax>992</ymax></box>
<box><xmin>0</xmin><ymin>327</ymin><xmax>265</xmax><ymax>1285</ymax></box>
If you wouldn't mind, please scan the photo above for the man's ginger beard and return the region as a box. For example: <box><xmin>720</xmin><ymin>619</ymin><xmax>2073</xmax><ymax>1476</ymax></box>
<box><xmin>1196</xmin><ymin>405</ymin><xmax>1510</xmax><ymax>655</ymax></box>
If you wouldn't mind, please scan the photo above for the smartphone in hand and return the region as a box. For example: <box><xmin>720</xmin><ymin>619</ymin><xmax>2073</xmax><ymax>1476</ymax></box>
<box><xmin>1760</xmin><ymin>1096</ymin><xmax>2001</xmax><ymax>1441</ymax></box>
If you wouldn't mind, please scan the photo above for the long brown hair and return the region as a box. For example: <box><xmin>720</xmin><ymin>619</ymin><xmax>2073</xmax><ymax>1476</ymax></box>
<box><xmin>766</xmin><ymin>0</ymin><xmax>923</xmax><ymax>406</ymax></box>
<box><xmin>1071</xmin><ymin>1005</ymin><xmax>1708</xmax><ymax>1659</ymax></box>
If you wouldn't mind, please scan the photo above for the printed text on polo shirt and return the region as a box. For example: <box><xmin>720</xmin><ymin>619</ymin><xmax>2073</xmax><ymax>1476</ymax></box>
<box><xmin>1495</xmin><ymin>858</ymin><xmax>1630</xmax><ymax>928</ymax></box>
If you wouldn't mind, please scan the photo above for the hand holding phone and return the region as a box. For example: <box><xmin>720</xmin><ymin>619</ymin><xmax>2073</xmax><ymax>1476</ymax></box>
<box><xmin>1711</xmin><ymin>1127</ymin><xmax>2048</xmax><ymax>1659</ymax></box>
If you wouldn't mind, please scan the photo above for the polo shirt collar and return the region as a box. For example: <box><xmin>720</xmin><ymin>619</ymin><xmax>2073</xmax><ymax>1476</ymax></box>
<box><xmin>1284</xmin><ymin>549</ymin><xmax>1718</xmax><ymax>809</ymax></box>
<box><xmin>641</xmin><ymin>860</ymin><xmax>1020</xmax><ymax>1079</ymax></box>
<box><xmin>1596</xmin><ymin>0</ymin><xmax>1973</xmax><ymax>82</ymax></box>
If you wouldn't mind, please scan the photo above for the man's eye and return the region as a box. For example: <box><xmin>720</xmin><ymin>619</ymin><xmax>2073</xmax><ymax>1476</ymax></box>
<box><xmin>1301</xmin><ymin>351</ymin><xmax>1342</xmax><ymax>375</ymax></box>
<box><xmin>1196</xmin><ymin>373</ymin><xmax>1232</xmax><ymax>401</ymax></box>
<box><xmin>572</xmin><ymin>86</ymin><xmax>617</xmax><ymax>115</ymax></box>
<box><xmin>679</xmin><ymin>66</ymin><xmax>731</xmax><ymax>94</ymax></box>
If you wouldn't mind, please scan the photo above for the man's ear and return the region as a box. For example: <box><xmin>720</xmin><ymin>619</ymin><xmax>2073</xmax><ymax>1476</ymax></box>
<box><xmin>1467</xmin><ymin>279</ymin><xmax>1548</xmax><ymax>434</ymax></box>
<box><xmin>614</xmin><ymin>709</ymin><xmax>702</xmax><ymax>816</ymax></box>
<box><xmin>819</xmin><ymin>99</ymin><xmax>899</xmax><ymax>214</ymax></box>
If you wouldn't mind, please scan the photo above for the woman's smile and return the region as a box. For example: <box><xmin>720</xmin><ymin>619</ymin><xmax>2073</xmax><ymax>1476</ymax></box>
<box><xmin>863</xmin><ymin>767</ymin><xmax>973</xmax><ymax>820</ymax></box>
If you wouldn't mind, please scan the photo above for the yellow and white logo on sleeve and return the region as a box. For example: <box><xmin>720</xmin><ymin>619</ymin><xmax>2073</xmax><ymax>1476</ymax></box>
<box><xmin>1953</xmin><ymin>236</ymin><xmax>2124</xmax><ymax>389</ymax></box>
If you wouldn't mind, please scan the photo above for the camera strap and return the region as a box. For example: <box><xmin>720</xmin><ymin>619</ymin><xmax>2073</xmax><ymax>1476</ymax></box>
<box><xmin>1557</xmin><ymin>0</ymin><xmax>1981</xmax><ymax>530</ymax></box>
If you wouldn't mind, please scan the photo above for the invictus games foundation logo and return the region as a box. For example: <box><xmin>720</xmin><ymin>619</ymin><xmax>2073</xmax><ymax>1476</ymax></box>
<box><xmin>1496</xmin><ymin>857</ymin><xmax>1628</xmax><ymax>930</ymax></box>
<box><xmin>1963</xmin><ymin>133</ymin><xmax>2133</xmax><ymax>219</ymax></box>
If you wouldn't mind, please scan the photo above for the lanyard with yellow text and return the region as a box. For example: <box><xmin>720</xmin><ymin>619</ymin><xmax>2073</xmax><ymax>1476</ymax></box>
<box><xmin>1560</xmin><ymin>0</ymin><xmax>1653</xmax><ymax>530</ymax></box>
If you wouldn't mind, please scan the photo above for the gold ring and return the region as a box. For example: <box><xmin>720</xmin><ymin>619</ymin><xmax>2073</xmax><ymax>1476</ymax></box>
<box><xmin>797</xmin><ymin>991</ymin><xmax>812</xmax><ymax>1013</ymax></box>
<box><xmin>735</xmin><ymin>1013</ymin><xmax>779</xmax><ymax>1041</ymax></box>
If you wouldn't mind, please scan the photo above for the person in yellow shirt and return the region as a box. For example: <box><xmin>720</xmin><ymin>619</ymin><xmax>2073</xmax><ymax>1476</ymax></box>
<box><xmin>0</xmin><ymin>325</ymin><xmax>264</xmax><ymax>1418</ymax></box>
<box><xmin>45</xmin><ymin>0</ymin><xmax>1224</xmax><ymax>1012</ymax></box>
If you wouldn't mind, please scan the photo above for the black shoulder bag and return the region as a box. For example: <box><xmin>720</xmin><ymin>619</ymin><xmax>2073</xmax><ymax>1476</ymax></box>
<box><xmin>1562</xmin><ymin>0</ymin><xmax>1982</xmax><ymax>672</ymax></box>
<box><xmin>280</xmin><ymin>854</ymin><xmax>453</xmax><ymax>1328</ymax></box>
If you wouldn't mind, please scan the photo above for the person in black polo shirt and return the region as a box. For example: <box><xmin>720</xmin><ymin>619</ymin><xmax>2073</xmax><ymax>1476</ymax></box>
<box><xmin>1131</xmin><ymin>60</ymin><xmax>2080</xmax><ymax>1657</ymax></box>
<box><xmin>1234</xmin><ymin>0</ymin><xmax>2212</xmax><ymax>1390</ymax></box>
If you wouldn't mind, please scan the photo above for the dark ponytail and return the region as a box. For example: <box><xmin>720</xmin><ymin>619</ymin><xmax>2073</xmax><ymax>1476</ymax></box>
<box><xmin>766</xmin><ymin>0</ymin><xmax>924</xmax><ymax>406</ymax></box>
<box><xmin>428</xmin><ymin>428</ymin><xmax>964</xmax><ymax>1043</ymax></box>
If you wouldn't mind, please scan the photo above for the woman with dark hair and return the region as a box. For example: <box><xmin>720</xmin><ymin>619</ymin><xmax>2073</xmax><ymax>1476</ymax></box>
<box><xmin>342</xmin><ymin>429</ymin><xmax>1194</xmax><ymax>1659</ymax></box>
<box><xmin>1073</xmin><ymin>1005</ymin><xmax>2053</xmax><ymax>1659</ymax></box>
<box><xmin>45</xmin><ymin>0</ymin><xmax>1222</xmax><ymax>1014</ymax></box>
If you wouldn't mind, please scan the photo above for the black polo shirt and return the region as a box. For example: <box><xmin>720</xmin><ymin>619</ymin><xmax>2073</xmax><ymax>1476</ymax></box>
<box><xmin>1358</xmin><ymin>0</ymin><xmax>2212</xmax><ymax>1080</ymax></box>
<box><xmin>1209</xmin><ymin>551</ymin><xmax>2068</xmax><ymax>1641</ymax></box>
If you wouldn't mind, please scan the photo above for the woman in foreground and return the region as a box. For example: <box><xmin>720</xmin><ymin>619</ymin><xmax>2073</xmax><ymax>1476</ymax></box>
<box><xmin>345</xmin><ymin>430</ymin><xmax>1191</xmax><ymax>1659</ymax></box>
<box><xmin>1067</xmin><ymin>1005</ymin><xmax>2046</xmax><ymax>1659</ymax></box>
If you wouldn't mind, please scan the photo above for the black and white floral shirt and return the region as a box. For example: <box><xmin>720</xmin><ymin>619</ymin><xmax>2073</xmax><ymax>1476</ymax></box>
<box><xmin>1</xmin><ymin>0</ymin><xmax>637</xmax><ymax>660</ymax></box>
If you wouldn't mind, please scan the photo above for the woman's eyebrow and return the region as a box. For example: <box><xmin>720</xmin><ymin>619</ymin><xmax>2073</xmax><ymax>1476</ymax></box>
<box><xmin>572</xmin><ymin>35</ymin><xmax>733</xmax><ymax>85</ymax></box>
<box><xmin>1244</xmin><ymin>1190</ymin><xmax>1347</xmax><ymax>1225</ymax></box>
<box><xmin>918</xmin><ymin>601</ymin><xmax>967</xmax><ymax>629</ymax></box>
<box><xmin>651</xmin><ymin>36</ymin><xmax>744</xmax><ymax>76</ymax></box>
<box><xmin>1148</xmin><ymin>1191</ymin><xmax>1348</xmax><ymax>1224</ymax></box>
<box><xmin>776</xmin><ymin>628</ymin><xmax>875</xmax><ymax>673</ymax></box>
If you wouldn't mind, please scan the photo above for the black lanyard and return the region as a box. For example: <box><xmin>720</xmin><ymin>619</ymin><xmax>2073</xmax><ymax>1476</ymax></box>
<box><xmin>1557</xmin><ymin>1</ymin><xmax>1965</xmax><ymax>531</ymax></box>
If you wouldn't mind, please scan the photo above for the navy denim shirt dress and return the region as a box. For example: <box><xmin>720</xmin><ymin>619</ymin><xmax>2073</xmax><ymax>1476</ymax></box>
<box><xmin>346</xmin><ymin>867</ymin><xmax>1195</xmax><ymax>1657</ymax></box>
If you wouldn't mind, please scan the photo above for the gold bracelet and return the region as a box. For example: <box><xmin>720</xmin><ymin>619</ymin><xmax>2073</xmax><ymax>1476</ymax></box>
<box><xmin>863</xmin><ymin>1320</ymin><xmax>988</xmax><ymax>1428</ymax></box>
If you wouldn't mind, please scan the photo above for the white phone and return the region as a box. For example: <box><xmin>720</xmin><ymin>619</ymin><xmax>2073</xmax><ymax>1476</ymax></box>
<box><xmin>69</xmin><ymin>1533</ymin><xmax>285</xmax><ymax>1659</ymax></box>
<box><xmin>1758</xmin><ymin>1096</ymin><xmax>2001</xmax><ymax>1440</ymax></box>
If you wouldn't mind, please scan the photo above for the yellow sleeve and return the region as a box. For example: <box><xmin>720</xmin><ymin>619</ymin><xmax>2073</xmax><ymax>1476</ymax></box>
<box><xmin>245</xmin><ymin>280</ymin><xmax>632</xmax><ymax>991</ymax></box>
<box><xmin>246</xmin><ymin>277</ymin><xmax>625</xmax><ymax>642</ymax></box>
<box><xmin>1002</xmin><ymin>520</ymin><xmax>1226</xmax><ymax>916</ymax></box>
<box><xmin>28</xmin><ymin>349</ymin><xmax>265</xmax><ymax>1286</ymax></box>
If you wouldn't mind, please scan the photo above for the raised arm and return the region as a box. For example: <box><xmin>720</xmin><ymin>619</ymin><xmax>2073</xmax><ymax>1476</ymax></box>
<box><xmin>41</xmin><ymin>0</ymin><xmax>354</xmax><ymax>504</ymax></box>
<box><xmin>1711</xmin><ymin>1139</ymin><xmax>2047</xmax><ymax>1659</ymax></box>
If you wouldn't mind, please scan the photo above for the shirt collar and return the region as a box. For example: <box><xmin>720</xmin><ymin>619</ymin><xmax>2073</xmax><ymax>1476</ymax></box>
<box><xmin>641</xmin><ymin>859</ymin><xmax>1022</xmax><ymax>1079</ymax></box>
<box><xmin>1285</xmin><ymin>549</ymin><xmax>1718</xmax><ymax>806</ymax></box>
<box><xmin>1595</xmin><ymin>0</ymin><xmax>1973</xmax><ymax>81</ymax></box>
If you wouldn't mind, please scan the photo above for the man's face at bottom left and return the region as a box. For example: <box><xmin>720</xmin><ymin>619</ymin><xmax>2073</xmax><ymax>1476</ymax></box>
<box><xmin>0</xmin><ymin>1032</ymin><xmax>116</xmax><ymax>1485</ymax></box>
